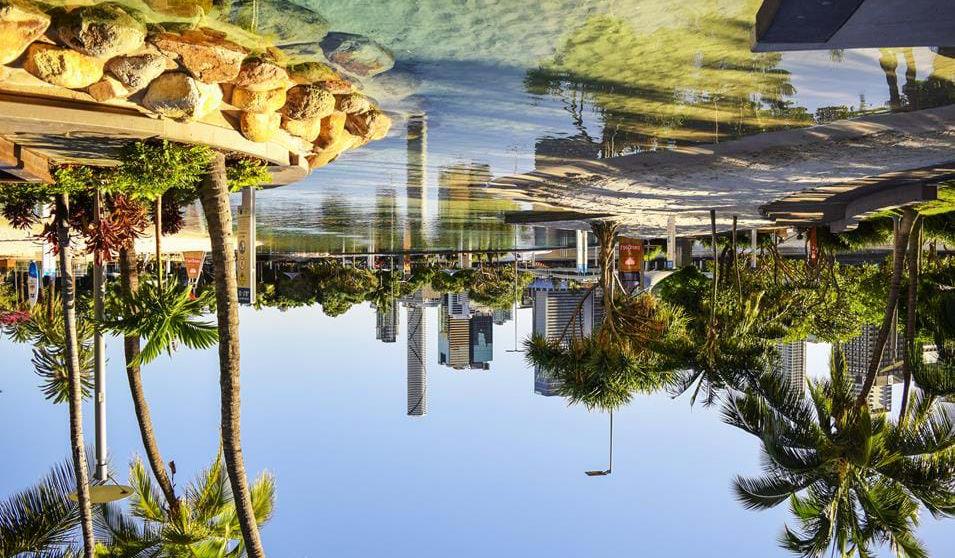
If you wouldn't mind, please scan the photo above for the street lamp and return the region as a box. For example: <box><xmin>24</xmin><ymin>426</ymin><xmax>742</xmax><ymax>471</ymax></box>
<box><xmin>585</xmin><ymin>411</ymin><xmax>613</xmax><ymax>476</ymax></box>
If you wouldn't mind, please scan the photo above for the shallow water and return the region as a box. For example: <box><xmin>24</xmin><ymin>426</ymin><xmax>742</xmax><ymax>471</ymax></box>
<box><xmin>1</xmin><ymin>1</ymin><xmax>954</xmax><ymax>556</ymax></box>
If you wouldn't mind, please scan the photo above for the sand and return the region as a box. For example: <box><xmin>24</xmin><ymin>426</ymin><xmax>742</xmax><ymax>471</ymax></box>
<box><xmin>488</xmin><ymin>105</ymin><xmax>955</xmax><ymax>236</ymax></box>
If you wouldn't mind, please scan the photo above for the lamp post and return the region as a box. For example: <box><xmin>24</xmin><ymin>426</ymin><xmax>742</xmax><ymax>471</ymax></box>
<box><xmin>585</xmin><ymin>411</ymin><xmax>613</xmax><ymax>476</ymax></box>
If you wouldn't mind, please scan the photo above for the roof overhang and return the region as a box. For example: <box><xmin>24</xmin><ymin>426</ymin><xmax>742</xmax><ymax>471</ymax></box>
<box><xmin>753</xmin><ymin>0</ymin><xmax>955</xmax><ymax>52</ymax></box>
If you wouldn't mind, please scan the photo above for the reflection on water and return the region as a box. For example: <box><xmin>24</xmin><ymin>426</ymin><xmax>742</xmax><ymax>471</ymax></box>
<box><xmin>1</xmin><ymin>0</ymin><xmax>955</xmax><ymax>556</ymax></box>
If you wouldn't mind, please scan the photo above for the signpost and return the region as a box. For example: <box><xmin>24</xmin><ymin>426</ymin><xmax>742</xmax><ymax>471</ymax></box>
<box><xmin>27</xmin><ymin>261</ymin><xmax>38</xmax><ymax>306</ymax></box>
<box><xmin>236</xmin><ymin>188</ymin><xmax>256</xmax><ymax>305</ymax></box>
<box><xmin>618</xmin><ymin>237</ymin><xmax>644</xmax><ymax>293</ymax></box>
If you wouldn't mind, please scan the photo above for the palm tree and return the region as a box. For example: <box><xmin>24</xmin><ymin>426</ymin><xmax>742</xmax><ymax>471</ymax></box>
<box><xmin>856</xmin><ymin>208</ymin><xmax>918</xmax><ymax>409</ymax></box>
<box><xmin>110</xmin><ymin>243</ymin><xmax>191</xmax><ymax>509</ymax></box>
<box><xmin>198</xmin><ymin>151</ymin><xmax>266</xmax><ymax>558</ymax></box>
<box><xmin>900</xmin><ymin>215</ymin><xmax>925</xmax><ymax>420</ymax></box>
<box><xmin>103</xmin><ymin>277</ymin><xmax>218</xmax><ymax>366</ymax></box>
<box><xmin>55</xmin><ymin>192</ymin><xmax>96</xmax><ymax>558</ymax></box>
<box><xmin>0</xmin><ymin>456</ymin><xmax>82</xmax><ymax>557</ymax></box>
<box><xmin>95</xmin><ymin>455</ymin><xmax>275</xmax><ymax>557</ymax></box>
<box><xmin>524</xmin><ymin>220</ymin><xmax>686</xmax><ymax>411</ymax></box>
<box><xmin>723</xmin><ymin>346</ymin><xmax>955</xmax><ymax>557</ymax></box>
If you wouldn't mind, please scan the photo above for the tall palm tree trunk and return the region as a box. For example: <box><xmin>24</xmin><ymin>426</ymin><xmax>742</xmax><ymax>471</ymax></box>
<box><xmin>899</xmin><ymin>216</ymin><xmax>923</xmax><ymax>421</ymax></box>
<box><xmin>56</xmin><ymin>193</ymin><xmax>94</xmax><ymax>558</ymax></box>
<box><xmin>199</xmin><ymin>152</ymin><xmax>266</xmax><ymax>558</ymax></box>
<box><xmin>154</xmin><ymin>197</ymin><xmax>163</xmax><ymax>289</ymax></box>
<box><xmin>856</xmin><ymin>208</ymin><xmax>916</xmax><ymax>408</ymax></box>
<box><xmin>119</xmin><ymin>244</ymin><xmax>177</xmax><ymax>506</ymax></box>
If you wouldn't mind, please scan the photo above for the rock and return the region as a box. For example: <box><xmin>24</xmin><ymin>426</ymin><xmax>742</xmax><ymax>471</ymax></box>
<box><xmin>281</xmin><ymin>116</ymin><xmax>321</xmax><ymax>142</ymax></box>
<box><xmin>233</xmin><ymin>58</ymin><xmax>288</xmax><ymax>91</ymax></box>
<box><xmin>230</xmin><ymin>86</ymin><xmax>285</xmax><ymax>113</ymax></box>
<box><xmin>282</xmin><ymin>84</ymin><xmax>334</xmax><ymax>120</ymax></box>
<box><xmin>142</xmin><ymin>71</ymin><xmax>222</xmax><ymax>120</ymax></box>
<box><xmin>321</xmin><ymin>33</ymin><xmax>394</xmax><ymax>77</ymax></box>
<box><xmin>240</xmin><ymin>111</ymin><xmax>280</xmax><ymax>143</ymax></box>
<box><xmin>105</xmin><ymin>51</ymin><xmax>166</xmax><ymax>90</ymax></box>
<box><xmin>150</xmin><ymin>28</ymin><xmax>246</xmax><ymax>83</ymax></box>
<box><xmin>144</xmin><ymin>0</ymin><xmax>212</xmax><ymax>18</ymax></box>
<box><xmin>55</xmin><ymin>3</ymin><xmax>146</xmax><ymax>58</ymax></box>
<box><xmin>307</xmin><ymin>132</ymin><xmax>359</xmax><ymax>169</ymax></box>
<box><xmin>315</xmin><ymin>110</ymin><xmax>346</xmax><ymax>149</ymax></box>
<box><xmin>223</xmin><ymin>0</ymin><xmax>328</xmax><ymax>46</ymax></box>
<box><xmin>316</xmin><ymin>79</ymin><xmax>353</xmax><ymax>95</ymax></box>
<box><xmin>0</xmin><ymin>0</ymin><xmax>50</xmax><ymax>65</ymax></box>
<box><xmin>345</xmin><ymin>109</ymin><xmax>391</xmax><ymax>141</ymax></box>
<box><xmin>287</xmin><ymin>61</ymin><xmax>339</xmax><ymax>84</ymax></box>
<box><xmin>23</xmin><ymin>43</ymin><xmax>103</xmax><ymax>89</ymax></box>
<box><xmin>335</xmin><ymin>92</ymin><xmax>372</xmax><ymax>114</ymax></box>
<box><xmin>86</xmin><ymin>75</ymin><xmax>128</xmax><ymax>101</ymax></box>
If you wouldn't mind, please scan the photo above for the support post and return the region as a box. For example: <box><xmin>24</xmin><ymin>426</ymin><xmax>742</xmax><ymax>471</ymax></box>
<box><xmin>93</xmin><ymin>190</ymin><xmax>107</xmax><ymax>482</ymax></box>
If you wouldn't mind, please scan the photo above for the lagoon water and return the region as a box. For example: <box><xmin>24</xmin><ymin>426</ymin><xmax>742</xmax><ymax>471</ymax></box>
<box><xmin>2</xmin><ymin>1</ymin><xmax>955</xmax><ymax>557</ymax></box>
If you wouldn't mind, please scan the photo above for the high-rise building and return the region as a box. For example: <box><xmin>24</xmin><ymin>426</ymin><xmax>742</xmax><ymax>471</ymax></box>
<box><xmin>470</xmin><ymin>313</ymin><xmax>493</xmax><ymax>369</ymax></box>
<box><xmin>844</xmin><ymin>322</ymin><xmax>903</xmax><ymax>412</ymax></box>
<box><xmin>530</xmin><ymin>283</ymin><xmax>603</xmax><ymax>396</ymax></box>
<box><xmin>406</xmin><ymin>303</ymin><xmax>427</xmax><ymax>416</ymax></box>
<box><xmin>375</xmin><ymin>303</ymin><xmax>399</xmax><ymax>343</ymax></box>
<box><xmin>438</xmin><ymin>293</ymin><xmax>494</xmax><ymax>370</ymax></box>
<box><xmin>776</xmin><ymin>341</ymin><xmax>807</xmax><ymax>395</ymax></box>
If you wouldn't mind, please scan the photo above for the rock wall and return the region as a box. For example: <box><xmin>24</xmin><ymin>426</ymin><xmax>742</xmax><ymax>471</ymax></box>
<box><xmin>0</xmin><ymin>0</ymin><xmax>394</xmax><ymax>169</ymax></box>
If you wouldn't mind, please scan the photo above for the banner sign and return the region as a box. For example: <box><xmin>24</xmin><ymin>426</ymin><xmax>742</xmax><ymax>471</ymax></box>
<box><xmin>236</xmin><ymin>188</ymin><xmax>256</xmax><ymax>305</ymax></box>
<box><xmin>183</xmin><ymin>251</ymin><xmax>205</xmax><ymax>281</ymax></box>
<box><xmin>27</xmin><ymin>261</ymin><xmax>38</xmax><ymax>306</ymax></box>
<box><xmin>618</xmin><ymin>237</ymin><xmax>644</xmax><ymax>273</ymax></box>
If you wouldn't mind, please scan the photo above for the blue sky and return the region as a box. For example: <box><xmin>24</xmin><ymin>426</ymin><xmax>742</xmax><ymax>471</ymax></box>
<box><xmin>1</xmin><ymin>304</ymin><xmax>951</xmax><ymax>557</ymax></box>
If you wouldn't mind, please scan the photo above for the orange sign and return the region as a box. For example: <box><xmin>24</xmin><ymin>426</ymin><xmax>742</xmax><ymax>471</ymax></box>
<box><xmin>183</xmin><ymin>251</ymin><xmax>205</xmax><ymax>281</ymax></box>
<box><xmin>619</xmin><ymin>238</ymin><xmax>644</xmax><ymax>273</ymax></box>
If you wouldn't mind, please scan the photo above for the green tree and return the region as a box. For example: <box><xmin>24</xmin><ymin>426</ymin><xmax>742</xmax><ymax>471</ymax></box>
<box><xmin>723</xmin><ymin>347</ymin><xmax>955</xmax><ymax>557</ymax></box>
<box><xmin>198</xmin><ymin>151</ymin><xmax>267</xmax><ymax>558</ymax></box>
<box><xmin>95</xmin><ymin>455</ymin><xmax>274</xmax><ymax>557</ymax></box>
<box><xmin>0</xmin><ymin>457</ymin><xmax>83</xmax><ymax>557</ymax></box>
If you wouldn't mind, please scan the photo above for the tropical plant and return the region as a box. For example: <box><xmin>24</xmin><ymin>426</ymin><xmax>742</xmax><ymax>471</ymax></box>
<box><xmin>102</xmin><ymin>278</ymin><xmax>218</xmax><ymax>366</ymax></box>
<box><xmin>95</xmin><ymin>455</ymin><xmax>275</xmax><ymax>558</ymax></box>
<box><xmin>524</xmin><ymin>221</ymin><xmax>687</xmax><ymax>411</ymax></box>
<box><xmin>723</xmin><ymin>346</ymin><xmax>955</xmax><ymax>558</ymax></box>
<box><xmin>0</xmin><ymin>456</ymin><xmax>86</xmax><ymax>558</ymax></box>
<box><xmin>198</xmin><ymin>150</ymin><xmax>267</xmax><ymax>558</ymax></box>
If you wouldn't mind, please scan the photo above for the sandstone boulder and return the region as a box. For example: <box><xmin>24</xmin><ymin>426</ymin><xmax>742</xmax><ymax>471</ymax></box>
<box><xmin>144</xmin><ymin>0</ymin><xmax>211</xmax><ymax>18</ymax></box>
<box><xmin>55</xmin><ymin>3</ymin><xmax>146</xmax><ymax>58</ymax></box>
<box><xmin>316</xmin><ymin>79</ymin><xmax>353</xmax><ymax>95</ymax></box>
<box><xmin>87</xmin><ymin>75</ymin><xmax>128</xmax><ymax>101</ymax></box>
<box><xmin>321</xmin><ymin>33</ymin><xmax>394</xmax><ymax>77</ymax></box>
<box><xmin>224</xmin><ymin>0</ymin><xmax>328</xmax><ymax>46</ymax></box>
<box><xmin>281</xmin><ymin>116</ymin><xmax>321</xmax><ymax>142</ymax></box>
<box><xmin>345</xmin><ymin>109</ymin><xmax>391</xmax><ymax>141</ymax></box>
<box><xmin>151</xmin><ymin>28</ymin><xmax>246</xmax><ymax>83</ymax></box>
<box><xmin>233</xmin><ymin>58</ymin><xmax>288</xmax><ymax>91</ymax></box>
<box><xmin>142</xmin><ymin>71</ymin><xmax>222</xmax><ymax>120</ymax></box>
<box><xmin>315</xmin><ymin>110</ymin><xmax>346</xmax><ymax>149</ymax></box>
<box><xmin>335</xmin><ymin>92</ymin><xmax>372</xmax><ymax>114</ymax></box>
<box><xmin>24</xmin><ymin>43</ymin><xmax>103</xmax><ymax>89</ymax></box>
<box><xmin>231</xmin><ymin>86</ymin><xmax>286</xmax><ymax>113</ymax></box>
<box><xmin>105</xmin><ymin>51</ymin><xmax>167</xmax><ymax>90</ymax></box>
<box><xmin>240</xmin><ymin>111</ymin><xmax>280</xmax><ymax>143</ymax></box>
<box><xmin>286</xmin><ymin>61</ymin><xmax>338</xmax><ymax>84</ymax></box>
<box><xmin>307</xmin><ymin>132</ymin><xmax>359</xmax><ymax>169</ymax></box>
<box><xmin>282</xmin><ymin>84</ymin><xmax>334</xmax><ymax>120</ymax></box>
<box><xmin>0</xmin><ymin>0</ymin><xmax>50</xmax><ymax>65</ymax></box>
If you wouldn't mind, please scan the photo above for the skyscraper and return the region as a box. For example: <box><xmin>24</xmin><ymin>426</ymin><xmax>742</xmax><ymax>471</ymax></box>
<box><xmin>375</xmin><ymin>303</ymin><xmax>399</xmax><ymax>343</ymax></box>
<box><xmin>438</xmin><ymin>293</ymin><xmax>494</xmax><ymax>370</ymax></box>
<box><xmin>406</xmin><ymin>303</ymin><xmax>427</xmax><ymax>416</ymax></box>
<box><xmin>776</xmin><ymin>341</ymin><xmax>807</xmax><ymax>395</ymax></box>
<box><xmin>844</xmin><ymin>322</ymin><xmax>904</xmax><ymax>413</ymax></box>
<box><xmin>531</xmin><ymin>282</ymin><xmax>603</xmax><ymax>396</ymax></box>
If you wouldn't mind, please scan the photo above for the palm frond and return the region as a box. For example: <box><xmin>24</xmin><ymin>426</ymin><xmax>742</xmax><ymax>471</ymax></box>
<box><xmin>0</xmin><ymin>457</ymin><xmax>80</xmax><ymax>557</ymax></box>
